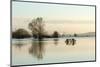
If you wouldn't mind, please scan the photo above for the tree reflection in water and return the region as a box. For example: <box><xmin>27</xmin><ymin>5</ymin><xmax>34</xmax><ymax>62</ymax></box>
<box><xmin>14</xmin><ymin>41</ymin><xmax>24</xmax><ymax>50</ymax></box>
<box><xmin>29</xmin><ymin>40</ymin><xmax>45</xmax><ymax>60</ymax></box>
<box><xmin>54</xmin><ymin>38</ymin><xmax>59</xmax><ymax>45</ymax></box>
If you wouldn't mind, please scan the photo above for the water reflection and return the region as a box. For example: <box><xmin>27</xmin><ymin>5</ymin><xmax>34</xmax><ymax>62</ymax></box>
<box><xmin>29</xmin><ymin>40</ymin><xmax>45</xmax><ymax>60</ymax></box>
<box><xmin>12</xmin><ymin>38</ymin><xmax>95</xmax><ymax>65</ymax></box>
<box><xmin>14</xmin><ymin>41</ymin><xmax>24</xmax><ymax>49</ymax></box>
<box><xmin>54</xmin><ymin>38</ymin><xmax>59</xmax><ymax>45</ymax></box>
<box><xmin>13</xmin><ymin>38</ymin><xmax>76</xmax><ymax>60</ymax></box>
<box><xmin>65</xmin><ymin>38</ymin><xmax>76</xmax><ymax>46</ymax></box>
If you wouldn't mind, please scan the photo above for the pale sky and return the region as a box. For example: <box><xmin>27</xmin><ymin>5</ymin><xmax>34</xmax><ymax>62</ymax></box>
<box><xmin>12</xmin><ymin>1</ymin><xmax>95</xmax><ymax>34</ymax></box>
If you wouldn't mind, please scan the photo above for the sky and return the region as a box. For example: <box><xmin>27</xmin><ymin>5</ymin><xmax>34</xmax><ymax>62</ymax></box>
<box><xmin>12</xmin><ymin>1</ymin><xmax>95</xmax><ymax>34</ymax></box>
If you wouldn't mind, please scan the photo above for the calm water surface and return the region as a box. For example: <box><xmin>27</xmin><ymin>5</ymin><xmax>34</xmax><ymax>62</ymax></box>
<box><xmin>12</xmin><ymin>37</ymin><xmax>95</xmax><ymax>65</ymax></box>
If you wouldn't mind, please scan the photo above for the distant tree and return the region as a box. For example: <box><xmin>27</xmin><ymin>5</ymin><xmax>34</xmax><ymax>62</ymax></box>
<box><xmin>12</xmin><ymin>29</ymin><xmax>31</xmax><ymax>38</ymax></box>
<box><xmin>62</xmin><ymin>33</ymin><xmax>65</xmax><ymax>37</ymax></box>
<box><xmin>74</xmin><ymin>33</ymin><xmax>77</xmax><ymax>37</ymax></box>
<box><xmin>28</xmin><ymin>17</ymin><xmax>45</xmax><ymax>40</ymax></box>
<box><xmin>52</xmin><ymin>31</ymin><xmax>59</xmax><ymax>38</ymax></box>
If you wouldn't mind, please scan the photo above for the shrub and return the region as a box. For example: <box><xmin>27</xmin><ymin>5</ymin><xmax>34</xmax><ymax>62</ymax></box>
<box><xmin>12</xmin><ymin>29</ymin><xmax>32</xmax><ymax>38</ymax></box>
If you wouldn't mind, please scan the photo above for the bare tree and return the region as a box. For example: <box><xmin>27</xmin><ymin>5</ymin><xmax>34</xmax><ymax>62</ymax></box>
<box><xmin>28</xmin><ymin>17</ymin><xmax>45</xmax><ymax>39</ymax></box>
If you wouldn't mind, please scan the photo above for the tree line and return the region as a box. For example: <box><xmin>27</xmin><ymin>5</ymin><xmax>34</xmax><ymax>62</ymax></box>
<box><xmin>12</xmin><ymin>17</ymin><xmax>59</xmax><ymax>39</ymax></box>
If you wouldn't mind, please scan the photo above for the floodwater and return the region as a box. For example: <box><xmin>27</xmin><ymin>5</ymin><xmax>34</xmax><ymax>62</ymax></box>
<box><xmin>12</xmin><ymin>37</ymin><xmax>95</xmax><ymax>66</ymax></box>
